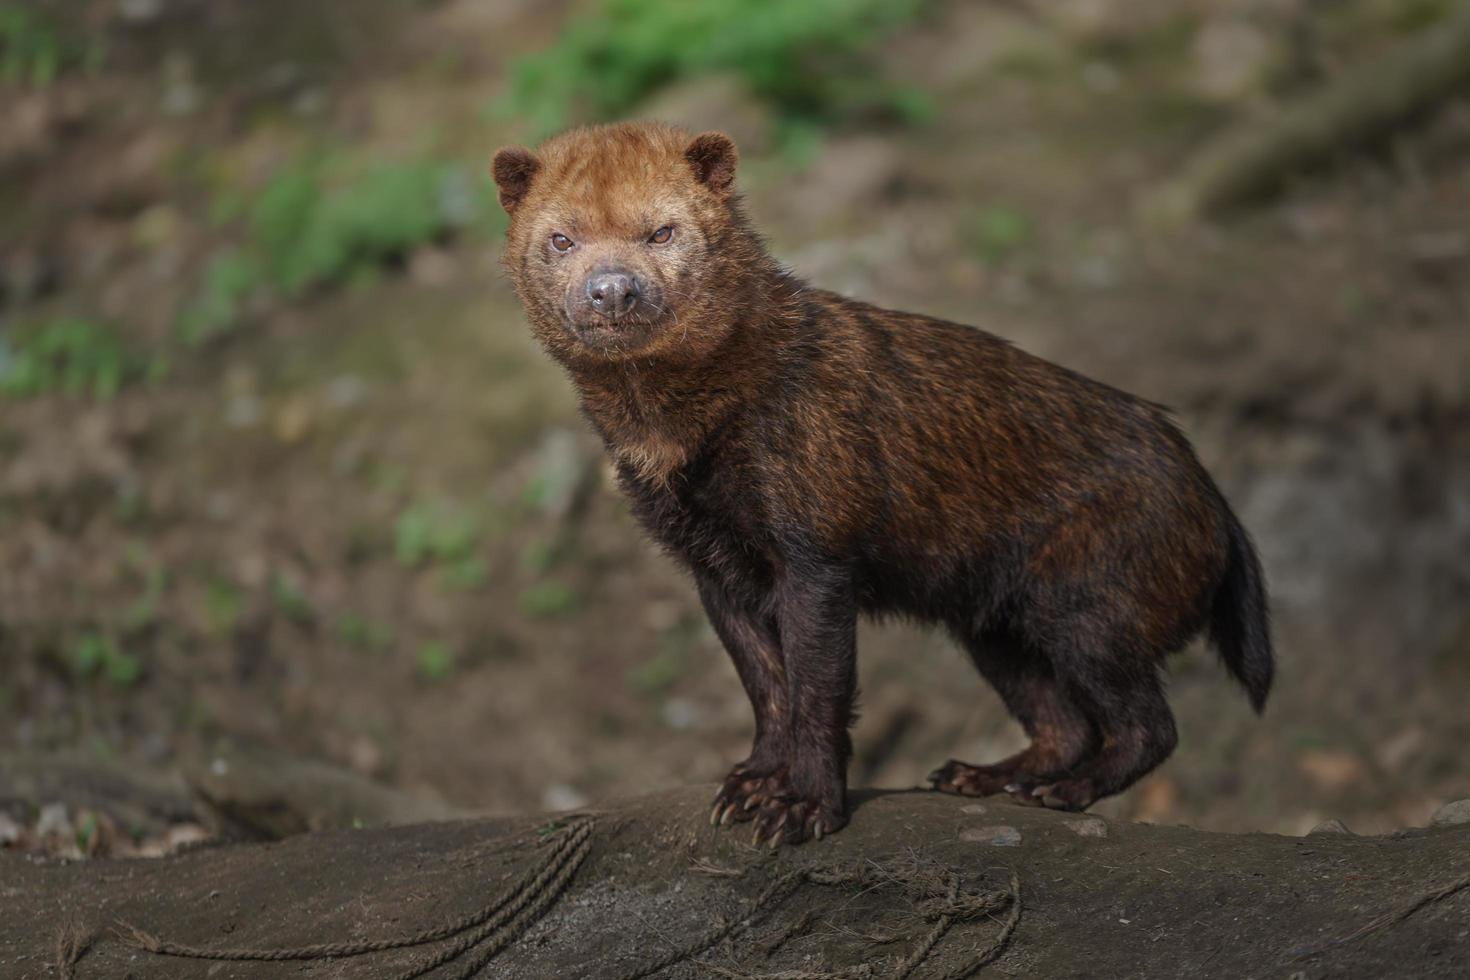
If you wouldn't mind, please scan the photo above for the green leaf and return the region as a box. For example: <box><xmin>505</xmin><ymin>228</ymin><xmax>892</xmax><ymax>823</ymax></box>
<box><xmin>499</xmin><ymin>0</ymin><xmax>929</xmax><ymax>135</ymax></box>
<box><xmin>518</xmin><ymin>580</ymin><xmax>579</xmax><ymax>619</ymax></box>
<box><xmin>416</xmin><ymin>641</ymin><xmax>456</xmax><ymax>681</ymax></box>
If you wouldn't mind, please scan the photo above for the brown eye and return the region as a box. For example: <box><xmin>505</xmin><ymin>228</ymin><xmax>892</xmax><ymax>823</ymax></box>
<box><xmin>648</xmin><ymin>226</ymin><xmax>674</xmax><ymax>245</ymax></box>
<box><xmin>551</xmin><ymin>233</ymin><xmax>574</xmax><ymax>252</ymax></box>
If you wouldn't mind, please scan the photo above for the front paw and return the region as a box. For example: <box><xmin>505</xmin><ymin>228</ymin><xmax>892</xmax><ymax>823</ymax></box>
<box><xmin>749</xmin><ymin>794</ymin><xmax>846</xmax><ymax>848</ymax></box>
<box><xmin>709</xmin><ymin>764</ymin><xmax>787</xmax><ymax>827</ymax></box>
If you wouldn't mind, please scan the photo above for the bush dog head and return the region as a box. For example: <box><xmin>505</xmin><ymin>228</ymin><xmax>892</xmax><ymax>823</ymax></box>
<box><xmin>493</xmin><ymin>122</ymin><xmax>762</xmax><ymax>365</ymax></box>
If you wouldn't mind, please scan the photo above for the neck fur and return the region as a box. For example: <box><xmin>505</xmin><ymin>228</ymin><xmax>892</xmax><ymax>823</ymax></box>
<box><xmin>570</xmin><ymin>261</ymin><xmax>795</xmax><ymax>485</ymax></box>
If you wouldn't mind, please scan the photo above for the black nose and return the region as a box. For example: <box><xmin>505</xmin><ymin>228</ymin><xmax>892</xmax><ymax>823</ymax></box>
<box><xmin>586</xmin><ymin>271</ymin><xmax>639</xmax><ymax>316</ymax></box>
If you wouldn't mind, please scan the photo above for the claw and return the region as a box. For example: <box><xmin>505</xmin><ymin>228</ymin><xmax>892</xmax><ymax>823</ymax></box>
<box><xmin>1006</xmin><ymin>783</ymin><xmax>1045</xmax><ymax>807</ymax></box>
<box><xmin>720</xmin><ymin>804</ymin><xmax>737</xmax><ymax>826</ymax></box>
<box><xmin>812</xmin><ymin>823</ymin><xmax>823</xmax><ymax>842</ymax></box>
<box><xmin>767</xmin><ymin>829</ymin><xmax>783</xmax><ymax>850</ymax></box>
<box><xmin>710</xmin><ymin>803</ymin><xmax>723</xmax><ymax>826</ymax></box>
<box><xmin>743</xmin><ymin>794</ymin><xmax>761</xmax><ymax>811</ymax></box>
<box><xmin>752</xmin><ymin>823</ymin><xmax>765</xmax><ymax>847</ymax></box>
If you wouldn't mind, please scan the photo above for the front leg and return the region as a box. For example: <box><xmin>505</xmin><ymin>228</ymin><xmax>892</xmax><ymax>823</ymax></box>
<box><xmin>750</xmin><ymin>561</ymin><xmax>856</xmax><ymax>847</ymax></box>
<box><xmin>698</xmin><ymin>578</ymin><xmax>791</xmax><ymax>826</ymax></box>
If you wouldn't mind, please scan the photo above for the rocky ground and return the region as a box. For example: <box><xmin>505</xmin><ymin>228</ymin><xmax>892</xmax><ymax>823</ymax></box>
<box><xmin>2</xmin><ymin>0</ymin><xmax>1468</xmax><ymax>856</ymax></box>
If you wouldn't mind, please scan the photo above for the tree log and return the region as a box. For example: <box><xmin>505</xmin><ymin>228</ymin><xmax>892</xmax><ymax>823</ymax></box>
<box><xmin>1152</xmin><ymin>3</ymin><xmax>1470</xmax><ymax>221</ymax></box>
<box><xmin>3</xmin><ymin>785</ymin><xmax>1468</xmax><ymax>979</ymax></box>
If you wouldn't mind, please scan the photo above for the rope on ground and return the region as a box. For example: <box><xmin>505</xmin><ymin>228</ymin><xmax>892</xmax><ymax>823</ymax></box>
<box><xmin>659</xmin><ymin>861</ymin><xmax>1021</xmax><ymax>980</ymax></box>
<box><xmin>53</xmin><ymin>920</ymin><xmax>95</xmax><ymax>980</ymax></box>
<box><xmin>1290</xmin><ymin>867</ymin><xmax>1470</xmax><ymax>959</ymax></box>
<box><xmin>891</xmin><ymin>873</ymin><xmax>959</xmax><ymax>980</ymax></box>
<box><xmin>756</xmin><ymin>908</ymin><xmax>816</xmax><ymax>959</ymax></box>
<box><xmin>115</xmin><ymin>817</ymin><xmax>1024</xmax><ymax>979</ymax></box>
<box><xmin>391</xmin><ymin>826</ymin><xmax>594</xmax><ymax>980</ymax></box>
<box><xmin>698</xmin><ymin>965</ymin><xmax>876</xmax><ymax>979</ymax></box>
<box><xmin>938</xmin><ymin>873</ymin><xmax>1022</xmax><ymax>980</ymax></box>
<box><xmin>610</xmin><ymin>866</ymin><xmax>814</xmax><ymax>980</ymax></box>
<box><xmin>119</xmin><ymin>816</ymin><xmax>594</xmax><ymax>963</ymax></box>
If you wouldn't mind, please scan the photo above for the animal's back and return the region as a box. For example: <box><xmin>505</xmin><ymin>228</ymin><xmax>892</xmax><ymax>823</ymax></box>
<box><xmin>759</xmin><ymin>293</ymin><xmax>1230</xmax><ymax>615</ymax></box>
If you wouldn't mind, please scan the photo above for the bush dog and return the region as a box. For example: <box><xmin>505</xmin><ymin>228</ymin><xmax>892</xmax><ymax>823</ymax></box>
<box><xmin>491</xmin><ymin>122</ymin><xmax>1272</xmax><ymax>846</ymax></box>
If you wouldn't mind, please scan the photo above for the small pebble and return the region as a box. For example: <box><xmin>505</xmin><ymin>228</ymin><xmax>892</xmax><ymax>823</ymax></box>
<box><xmin>960</xmin><ymin>803</ymin><xmax>988</xmax><ymax>815</ymax></box>
<box><xmin>164</xmin><ymin>824</ymin><xmax>211</xmax><ymax>851</ymax></box>
<box><xmin>325</xmin><ymin>374</ymin><xmax>367</xmax><ymax>409</ymax></box>
<box><xmin>1430</xmin><ymin>799</ymin><xmax>1470</xmax><ymax>828</ymax></box>
<box><xmin>118</xmin><ymin>0</ymin><xmax>165</xmax><ymax>23</ymax></box>
<box><xmin>542</xmin><ymin>783</ymin><xmax>589</xmax><ymax>812</ymax></box>
<box><xmin>660</xmin><ymin>697</ymin><xmax>700</xmax><ymax>730</ymax></box>
<box><xmin>960</xmin><ymin>824</ymin><xmax>1021</xmax><ymax>847</ymax></box>
<box><xmin>35</xmin><ymin>803</ymin><xmax>71</xmax><ymax>839</ymax></box>
<box><xmin>1308</xmin><ymin>818</ymin><xmax>1352</xmax><ymax>836</ymax></box>
<box><xmin>1064</xmin><ymin>817</ymin><xmax>1108</xmax><ymax>838</ymax></box>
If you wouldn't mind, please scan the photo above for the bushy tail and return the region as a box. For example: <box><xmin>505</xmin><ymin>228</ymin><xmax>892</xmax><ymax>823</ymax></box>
<box><xmin>1210</xmin><ymin>510</ymin><xmax>1274</xmax><ymax>712</ymax></box>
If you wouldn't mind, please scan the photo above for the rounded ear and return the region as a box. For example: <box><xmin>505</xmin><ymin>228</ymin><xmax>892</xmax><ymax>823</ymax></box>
<box><xmin>684</xmin><ymin>131</ymin><xmax>738</xmax><ymax>198</ymax></box>
<box><xmin>491</xmin><ymin>146</ymin><xmax>541</xmax><ymax>213</ymax></box>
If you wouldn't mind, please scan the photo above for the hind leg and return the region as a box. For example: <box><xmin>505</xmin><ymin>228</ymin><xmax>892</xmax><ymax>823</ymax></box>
<box><xmin>1008</xmin><ymin>664</ymin><xmax>1178</xmax><ymax>811</ymax></box>
<box><xmin>929</xmin><ymin>635</ymin><xmax>1096</xmax><ymax>797</ymax></box>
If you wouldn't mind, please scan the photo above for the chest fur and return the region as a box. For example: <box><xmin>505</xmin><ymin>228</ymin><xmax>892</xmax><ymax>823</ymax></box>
<box><xmin>619</xmin><ymin>456</ymin><xmax>777</xmax><ymax>596</ymax></box>
<box><xmin>609</xmin><ymin>432</ymin><xmax>690</xmax><ymax>488</ymax></box>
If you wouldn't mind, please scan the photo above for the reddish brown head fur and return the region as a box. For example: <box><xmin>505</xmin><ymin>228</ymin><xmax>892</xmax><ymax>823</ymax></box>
<box><xmin>492</xmin><ymin>122</ymin><xmax>764</xmax><ymax>367</ymax></box>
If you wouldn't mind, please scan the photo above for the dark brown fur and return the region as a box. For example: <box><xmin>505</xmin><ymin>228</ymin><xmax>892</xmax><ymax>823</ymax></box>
<box><xmin>492</xmin><ymin>122</ymin><xmax>1273</xmax><ymax>845</ymax></box>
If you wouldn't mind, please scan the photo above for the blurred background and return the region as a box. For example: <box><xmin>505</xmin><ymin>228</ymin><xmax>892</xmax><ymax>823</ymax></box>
<box><xmin>2</xmin><ymin>0</ymin><xmax>1468</xmax><ymax>852</ymax></box>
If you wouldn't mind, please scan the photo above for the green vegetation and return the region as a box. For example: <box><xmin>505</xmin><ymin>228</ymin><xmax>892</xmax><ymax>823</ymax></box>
<box><xmin>519</xmin><ymin>537</ymin><xmax>557</xmax><ymax>576</ymax></box>
<box><xmin>416</xmin><ymin>641</ymin><xmax>456</xmax><ymax>681</ymax></box>
<box><xmin>441</xmin><ymin>555</ymin><xmax>488</xmax><ymax>590</ymax></box>
<box><xmin>1332</xmin><ymin>0</ymin><xmax>1459</xmax><ymax>36</ymax></box>
<box><xmin>71</xmin><ymin>633</ymin><xmax>142</xmax><ymax>688</ymax></box>
<box><xmin>250</xmin><ymin>156</ymin><xmax>477</xmax><ymax>295</ymax></box>
<box><xmin>518</xmin><ymin>433</ymin><xmax>595</xmax><ymax>574</ymax></box>
<box><xmin>518</xmin><ymin>580</ymin><xmax>578</xmax><ymax>619</ymax></box>
<box><xmin>338</xmin><ymin>614</ymin><xmax>394</xmax><ymax>654</ymax></box>
<box><xmin>1074</xmin><ymin>12</ymin><xmax>1197</xmax><ymax>72</ymax></box>
<box><xmin>391</xmin><ymin>500</ymin><xmax>493</xmax><ymax>588</ymax></box>
<box><xmin>967</xmin><ymin>205</ymin><xmax>1032</xmax><ymax>265</ymax></box>
<box><xmin>0</xmin><ymin>318</ymin><xmax>164</xmax><ymax>400</ymax></box>
<box><xmin>394</xmin><ymin>499</ymin><xmax>488</xmax><ymax>591</ymax></box>
<box><xmin>204</xmin><ymin>578</ymin><xmax>242</xmax><ymax>635</ymax></box>
<box><xmin>180</xmin><ymin>153</ymin><xmax>493</xmax><ymax>344</ymax></box>
<box><xmin>992</xmin><ymin>44</ymin><xmax>1068</xmax><ymax>82</ymax></box>
<box><xmin>502</xmin><ymin>0</ymin><xmax>931</xmax><ymax>136</ymax></box>
<box><xmin>270</xmin><ymin>572</ymin><xmax>315</xmax><ymax>625</ymax></box>
<box><xmin>123</xmin><ymin>562</ymin><xmax>167</xmax><ymax>632</ymax></box>
<box><xmin>177</xmin><ymin>249</ymin><xmax>262</xmax><ymax>347</ymax></box>
<box><xmin>75</xmin><ymin>812</ymin><xmax>99</xmax><ymax>852</ymax></box>
<box><xmin>0</xmin><ymin>5</ymin><xmax>97</xmax><ymax>88</ymax></box>
<box><xmin>626</xmin><ymin>615</ymin><xmax>703</xmax><ymax>696</ymax></box>
<box><xmin>626</xmin><ymin>645</ymin><xmax>685</xmax><ymax>697</ymax></box>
